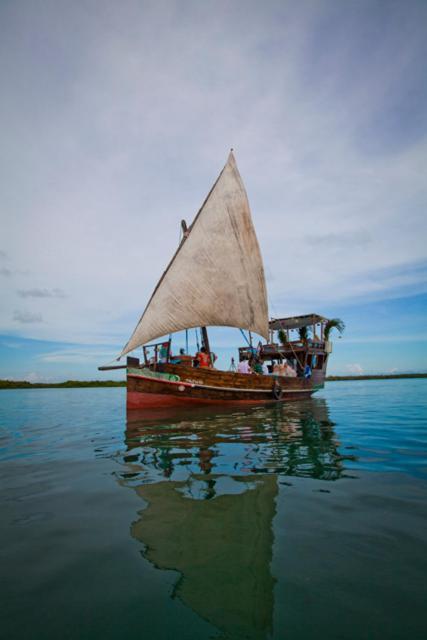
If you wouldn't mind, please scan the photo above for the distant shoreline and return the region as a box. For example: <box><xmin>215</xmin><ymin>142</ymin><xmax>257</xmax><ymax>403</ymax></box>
<box><xmin>0</xmin><ymin>380</ymin><xmax>126</xmax><ymax>389</ymax></box>
<box><xmin>326</xmin><ymin>373</ymin><xmax>427</xmax><ymax>381</ymax></box>
<box><xmin>0</xmin><ymin>373</ymin><xmax>426</xmax><ymax>389</ymax></box>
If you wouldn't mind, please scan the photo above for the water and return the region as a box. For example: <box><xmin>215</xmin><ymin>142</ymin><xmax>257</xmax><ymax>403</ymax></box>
<box><xmin>1</xmin><ymin>380</ymin><xmax>426</xmax><ymax>640</ymax></box>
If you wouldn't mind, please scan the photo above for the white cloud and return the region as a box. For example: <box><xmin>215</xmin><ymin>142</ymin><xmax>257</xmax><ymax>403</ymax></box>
<box><xmin>1</xmin><ymin>340</ymin><xmax>24</xmax><ymax>349</ymax></box>
<box><xmin>38</xmin><ymin>347</ymin><xmax>119</xmax><ymax>364</ymax></box>
<box><xmin>17</xmin><ymin>288</ymin><xmax>66</xmax><ymax>298</ymax></box>
<box><xmin>341</xmin><ymin>333</ymin><xmax>427</xmax><ymax>345</ymax></box>
<box><xmin>7</xmin><ymin>372</ymin><xmax>54</xmax><ymax>383</ymax></box>
<box><xmin>13</xmin><ymin>310</ymin><xmax>43</xmax><ymax>324</ymax></box>
<box><xmin>25</xmin><ymin>371</ymin><xmax>54</xmax><ymax>383</ymax></box>
<box><xmin>345</xmin><ymin>363</ymin><xmax>364</xmax><ymax>375</ymax></box>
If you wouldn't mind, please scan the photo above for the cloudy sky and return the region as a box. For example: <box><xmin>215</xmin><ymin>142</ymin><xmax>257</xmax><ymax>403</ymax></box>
<box><xmin>1</xmin><ymin>0</ymin><xmax>426</xmax><ymax>381</ymax></box>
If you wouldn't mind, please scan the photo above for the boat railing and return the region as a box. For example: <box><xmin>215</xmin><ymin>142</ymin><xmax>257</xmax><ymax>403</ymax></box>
<box><xmin>239</xmin><ymin>340</ymin><xmax>326</xmax><ymax>360</ymax></box>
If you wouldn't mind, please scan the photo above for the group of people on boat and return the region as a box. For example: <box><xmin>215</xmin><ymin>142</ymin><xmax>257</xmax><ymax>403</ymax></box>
<box><xmin>168</xmin><ymin>346</ymin><xmax>312</xmax><ymax>378</ymax></box>
<box><xmin>272</xmin><ymin>360</ymin><xmax>298</xmax><ymax>377</ymax></box>
<box><xmin>237</xmin><ymin>356</ymin><xmax>269</xmax><ymax>375</ymax></box>
<box><xmin>237</xmin><ymin>356</ymin><xmax>299</xmax><ymax>377</ymax></box>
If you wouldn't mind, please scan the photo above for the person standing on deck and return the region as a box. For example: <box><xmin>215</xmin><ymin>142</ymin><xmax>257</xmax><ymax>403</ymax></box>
<box><xmin>283</xmin><ymin>360</ymin><xmax>297</xmax><ymax>377</ymax></box>
<box><xmin>196</xmin><ymin>346</ymin><xmax>211</xmax><ymax>368</ymax></box>
<box><xmin>252</xmin><ymin>358</ymin><xmax>264</xmax><ymax>375</ymax></box>
<box><xmin>286</xmin><ymin>362</ymin><xmax>297</xmax><ymax>377</ymax></box>
<box><xmin>237</xmin><ymin>357</ymin><xmax>251</xmax><ymax>374</ymax></box>
<box><xmin>275</xmin><ymin>360</ymin><xmax>286</xmax><ymax>376</ymax></box>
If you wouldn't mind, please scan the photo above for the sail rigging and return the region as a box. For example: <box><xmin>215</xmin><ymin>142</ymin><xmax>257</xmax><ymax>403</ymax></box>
<box><xmin>121</xmin><ymin>151</ymin><xmax>269</xmax><ymax>357</ymax></box>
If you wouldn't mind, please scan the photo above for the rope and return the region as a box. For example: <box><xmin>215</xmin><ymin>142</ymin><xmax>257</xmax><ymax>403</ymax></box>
<box><xmin>239</xmin><ymin>328</ymin><xmax>251</xmax><ymax>347</ymax></box>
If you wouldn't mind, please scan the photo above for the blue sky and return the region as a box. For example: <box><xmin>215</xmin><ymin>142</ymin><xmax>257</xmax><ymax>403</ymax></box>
<box><xmin>0</xmin><ymin>0</ymin><xmax>426</xmax><ymax>381</ymax></box>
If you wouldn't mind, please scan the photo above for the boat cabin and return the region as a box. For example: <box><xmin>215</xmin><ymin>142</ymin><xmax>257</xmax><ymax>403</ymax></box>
<box><xmin>141</xmin><ymin>341</ymin><xmax>194</xmax><ymax>366</ymax></box>
<box><xmin>238</xmin><ymin>314</ymin><xmax>330</xmax><ymax>378</ymax></box>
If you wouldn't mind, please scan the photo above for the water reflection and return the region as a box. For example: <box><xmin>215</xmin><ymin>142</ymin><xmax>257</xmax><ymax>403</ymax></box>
<box><xmin>116</xmin><ymin>398</ymin><xmax>353</xmax><ymax>639</ymax></box>
<box><xmin>131</xmin><ymin>474</ymin><xmax>277</xmax><ymax>639</ymax></box>
<box><xmin>120</xmin><ymin>398</ymin><xmax>347</xmax><ymax>486</ymax></box>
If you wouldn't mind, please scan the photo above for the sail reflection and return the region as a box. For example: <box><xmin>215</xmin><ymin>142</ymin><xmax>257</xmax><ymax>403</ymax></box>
<box><xmin>131</xmin><ymin>474</ymin><xmax>277</xmax><ymax>639</ymax></box>
<box><xmin>117</xmin><ymin>399</ymin><xmax>350</xmax><ymax>639</ymax></box>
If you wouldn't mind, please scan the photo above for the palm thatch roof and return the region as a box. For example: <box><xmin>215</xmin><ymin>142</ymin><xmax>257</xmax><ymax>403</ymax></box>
<box><xmin>269</xmin><ymin>314</ymin><xmax>328</xmax><ymax>331</ymax></box>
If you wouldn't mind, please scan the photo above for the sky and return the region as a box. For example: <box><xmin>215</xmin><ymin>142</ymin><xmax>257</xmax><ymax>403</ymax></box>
<box><xmin>0</xmin><ymin>0</ymin><xmax>426</xmax><ymax>381</ymax></box>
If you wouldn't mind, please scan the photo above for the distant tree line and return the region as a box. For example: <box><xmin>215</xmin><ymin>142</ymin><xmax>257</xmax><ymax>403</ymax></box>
<box><xmin>326</xmin><ymin>373</ymin><xmax>427</xmax><ymax>381</ymax></box>
<box><xmin>0</xmin><ymin>379</ymin><xmax>126</xmax><ymax>389</ymax></box>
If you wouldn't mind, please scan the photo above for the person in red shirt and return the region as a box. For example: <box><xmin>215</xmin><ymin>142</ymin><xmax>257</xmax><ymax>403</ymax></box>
<box><xmin>196</xmin><ymin>346</ymin><xmax>211</xmax><ymax>367</ymax></box>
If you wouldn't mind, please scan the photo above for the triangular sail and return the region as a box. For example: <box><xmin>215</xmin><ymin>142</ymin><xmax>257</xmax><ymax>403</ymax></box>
<box><xmin>121</xmin><ymin>152</ymin><xmax>269</xmax><ymax>357</ymax></box>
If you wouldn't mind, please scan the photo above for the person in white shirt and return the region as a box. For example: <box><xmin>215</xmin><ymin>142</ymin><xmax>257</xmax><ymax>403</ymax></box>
<box><xmin>237</xmin><ymin>357</ymin><xmax>251</xmax><ymax>374</ymax></box>
<box><xmin>262</xmin><ymin>361</ymin><xmax>269</xmax><ymax>375</ymax></box>
<box><xmin>276</xmin><ymin>360</ymin><xmax>286</xmax><ymax>376</ymax></box>
<box><xmin>285</xmin><ymin>362</ymin><xmax>297</xmax><ymax>377</ymax></box>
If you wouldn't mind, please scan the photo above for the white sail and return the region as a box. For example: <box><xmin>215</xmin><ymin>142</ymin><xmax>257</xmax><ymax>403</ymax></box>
<box><xmin>121</xmin><ymin>152</ymin><xmax>269</xmax><ymax>357</ymax></box>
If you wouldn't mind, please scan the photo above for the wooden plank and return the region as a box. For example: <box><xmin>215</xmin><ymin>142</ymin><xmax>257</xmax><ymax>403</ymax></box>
<box><xmin>127</xmin><ymin>374</ymin><xmax>314</xmax><ymax>403</ymax></box>
<box><xmin>98</xmin><ymin>364</ymin><xmax>127</xmax><ymax>371</ymax></box>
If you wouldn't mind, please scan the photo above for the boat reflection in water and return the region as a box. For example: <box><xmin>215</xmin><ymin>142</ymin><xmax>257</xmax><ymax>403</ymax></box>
<box><xmin>117</xmin><ymin>399</ymin><xmax>350</xmax><ymax>639</ymax></box>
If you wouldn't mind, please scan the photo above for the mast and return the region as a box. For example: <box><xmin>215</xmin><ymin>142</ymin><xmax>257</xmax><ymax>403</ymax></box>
<box><xmin>183</xmin><ymin>218</ymin><xmax>211</xmax><ymax>363</ymax></box>
<box><xmin>200</xmin><ymin>326</ymin><xmax>211</xmax><ymax>363</ymax></box>
<box><xmin>181</xmin><ymin>218</ymin><xmax>212</xmax><ymax>361</ymax></box>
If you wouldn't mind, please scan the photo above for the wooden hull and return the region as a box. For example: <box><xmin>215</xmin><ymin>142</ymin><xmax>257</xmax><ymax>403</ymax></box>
<box><xmin>127</xmin><ymin>363</ymin><xmax>324</xmax><ymax>409</ymax></box>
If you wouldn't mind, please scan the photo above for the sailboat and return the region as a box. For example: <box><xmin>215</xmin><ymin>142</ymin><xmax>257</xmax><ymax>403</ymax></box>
<box><xmin>100</xmin><ymin>152</ymin><xmax>333</xmax><ymax>408</ymax></box>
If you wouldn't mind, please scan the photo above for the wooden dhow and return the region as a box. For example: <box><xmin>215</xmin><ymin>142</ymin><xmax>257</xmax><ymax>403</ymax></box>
<box><xmin>100</xmin><ymin>152</ymin><xmax>336</xmax><ymax>409</ymax></box>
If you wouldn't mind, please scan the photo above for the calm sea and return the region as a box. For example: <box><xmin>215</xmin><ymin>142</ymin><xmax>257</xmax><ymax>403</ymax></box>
<box><xmin>1</xmin><ymin>380</ymin><xmax>426</xmax><ymax>640</ymax></box>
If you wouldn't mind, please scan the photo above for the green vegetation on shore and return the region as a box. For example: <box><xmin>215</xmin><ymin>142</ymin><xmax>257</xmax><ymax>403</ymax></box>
<box><xmin>0</xmin><ymin>373</ymin><xmax>426</xmax><ymax>389</ymax></box>
<box><xmin>326</xmin><ymin>373</ymin><xmax>427</xmax><ymax>381</ymax></box>
<box><xmin>0</xmin><ymin>379</ymin><xmax>126</xmax><ymax>389</ymax></box>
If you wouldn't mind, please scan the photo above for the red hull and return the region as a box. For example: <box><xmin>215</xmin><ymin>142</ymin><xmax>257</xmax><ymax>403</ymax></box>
<box><xmin>126</xmin><ymin>390</ymin><xmax>286</xmax><ymax>410</ymax></box>
<box><xmin>126</xmin><ymin>363</ymin><xmax>320</xmax><ymax>409</ymax></box>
